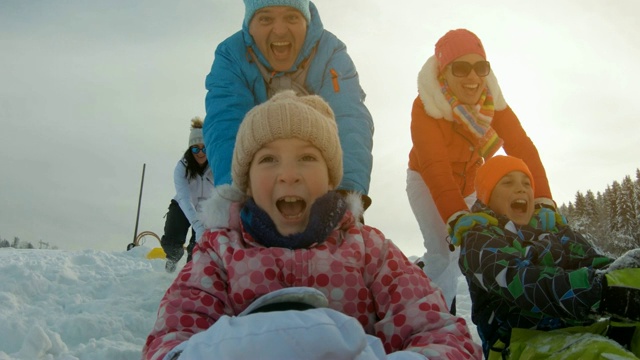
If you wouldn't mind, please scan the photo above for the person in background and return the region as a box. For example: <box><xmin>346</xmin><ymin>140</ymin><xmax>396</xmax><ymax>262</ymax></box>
<box><xmin>160</xmin><ymin>117</ymin><xmax>214</xmax><ymax>273</ymax></box>
<box><xmin>203</xmin><ymin>0</ymin><xmax>374</xmax><ymax>211</ymax></box>
<box><xmin>452</xmin><ymin>155</ymin><xmax>640</xmax><ymax>359</ymax></box>
<box><xmin>406</xmin><ymin>28</ymin><xmax>554</xmax><ymax>314</ymax></box>
<box><xmin>143</xmin><ymin>91</ymin><xmax>482</xmax><ymax>360</ymax></box>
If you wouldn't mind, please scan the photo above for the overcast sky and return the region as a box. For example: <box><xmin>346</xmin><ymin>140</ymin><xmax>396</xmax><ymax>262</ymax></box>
<box><xmin>1</xmin><ymin>0</ymin><xmax>639</xmax><ymax>257</ymax></box>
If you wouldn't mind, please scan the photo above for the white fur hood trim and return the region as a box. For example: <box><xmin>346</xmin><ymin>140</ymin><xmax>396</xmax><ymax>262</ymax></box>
<box><xmin>417</xmin><ymin>55</ymin><xmax>507</xmax><ymax>121</ymax></box>
<box><xmin>198</xmin><ymin>185</ymin><xmax>365</xmax><ymax>231</ymax></box>
<box><xmin>344</xmin><ymin>191</ymin><xmax>364</xmax><ymax>222</ymax></box>
<box><xmin>199</xmin><ymin>184</ymin><xmax>247</xmax><ymax>230</ymax></box>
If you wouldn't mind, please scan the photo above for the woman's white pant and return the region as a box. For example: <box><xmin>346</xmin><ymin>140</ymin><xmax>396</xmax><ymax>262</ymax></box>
<box><xmin>406</xmin><ymin>169</ymin><xmax>476</xmax><ymax>308</ymax></box>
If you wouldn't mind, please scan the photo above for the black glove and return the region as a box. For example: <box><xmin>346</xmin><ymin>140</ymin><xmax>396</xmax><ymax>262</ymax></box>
<box><xmin>600</xmin><ymin>265</ymin><xmax>640</xmax><ymax>322</ymax></box>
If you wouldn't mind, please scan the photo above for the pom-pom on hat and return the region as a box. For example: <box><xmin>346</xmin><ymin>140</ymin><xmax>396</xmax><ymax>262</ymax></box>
<box><xmin>475</xmin><ymin>155</ymin><xmax>535</xmax><ymax>204</ymax></box>
<box><xmin>232</xmin><ymin>90</ymin><xmax>342</xmax><ymax>193</ymax></box>
<box><xmin>243</xmin><ymin>0</ymin><xmax>311</xmax><ymax>27</ymax></box>
<box><xmin>188</xmin><ymin>116</ymin><xmax>204</xmax><ymax>147</ymax></box>
<box><xmin>435</xmin><ymin>28</ymin><xmax>486</xmax><ymax>71</ymax></box>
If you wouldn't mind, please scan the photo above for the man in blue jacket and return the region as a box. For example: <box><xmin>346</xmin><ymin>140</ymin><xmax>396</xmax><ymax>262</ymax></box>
<box><xmin>203</xmin><ymin>0</ymin><xmax>374</xmax><ymax>209</ymax></box>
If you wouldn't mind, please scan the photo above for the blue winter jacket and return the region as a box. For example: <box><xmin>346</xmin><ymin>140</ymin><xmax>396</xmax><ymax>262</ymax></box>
<box><xmin>203</xmin><ymin>2</ymin><xmax>373</xmax><ymax>195</ymax></box>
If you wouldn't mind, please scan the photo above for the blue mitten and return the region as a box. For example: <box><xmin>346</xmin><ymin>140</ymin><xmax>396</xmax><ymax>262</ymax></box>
<box><xmin>449</xmin><ymin>212</ymin><xmax>498</xmax><ymax>246</ymax></box>
<box><xmin>533</xmin><ymin>207</ymin><xmax>567</xmax><ymax>232</ymax></box>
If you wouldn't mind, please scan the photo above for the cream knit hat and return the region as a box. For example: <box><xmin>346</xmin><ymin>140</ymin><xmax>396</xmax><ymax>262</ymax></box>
<box><xmin>188</xmin><ymin>116</ymin><xmax>204</xmax><ymax>147</ymax></box>
<box><xmin>232</xmin><ymin>90</ymin><xmax>342</xmax><ymax>192</ymax></box>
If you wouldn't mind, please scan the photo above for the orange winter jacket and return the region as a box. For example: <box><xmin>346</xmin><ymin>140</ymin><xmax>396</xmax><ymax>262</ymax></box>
<box><xmin>408</xmin><ymin>56</ymin><xmax>552</xmax><ymax>223</ymax></box>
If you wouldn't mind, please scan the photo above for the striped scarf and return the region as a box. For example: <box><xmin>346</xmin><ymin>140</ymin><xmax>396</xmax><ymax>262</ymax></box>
<box><xmin>439</xmin><ymin>76</ymin><xmax>503</xmax><ymax>158</ymax></box>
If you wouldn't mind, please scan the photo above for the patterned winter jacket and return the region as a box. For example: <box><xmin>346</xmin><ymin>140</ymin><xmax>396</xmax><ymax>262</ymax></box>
<box><xmin>203</xmin><ymin>2</ymin><xmax>373</xmax><ymax>195</ymax></box>
<box><xmin>408</xmin><ymin>56</ymin><xmax>552</xmax><ymax>222</ymax></box>
<box><xmin>458</xmin><ymin>202</ymin><xmax>614</xmax><ymax>357</ymax></box>
<box><xmin>143</xmin><ymin>190</ymin><xmax>482</xmax><ymax>360</ymax></box>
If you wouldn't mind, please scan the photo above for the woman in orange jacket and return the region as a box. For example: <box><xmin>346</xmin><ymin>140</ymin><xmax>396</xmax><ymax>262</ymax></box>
<box><xmin>406</xmin><ymin>28</ymin><xmax>554</xmax><ymax>314</ymax></box>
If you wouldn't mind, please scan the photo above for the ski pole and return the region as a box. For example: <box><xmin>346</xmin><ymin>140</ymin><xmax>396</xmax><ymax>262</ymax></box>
<box><xmin>127</xmin><ymin>163</ymin><xmax>146</xmax><ymax>250</ymax></box>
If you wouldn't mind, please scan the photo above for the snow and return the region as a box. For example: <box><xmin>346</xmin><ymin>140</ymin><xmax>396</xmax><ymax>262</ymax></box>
<box><xmin>0</xmin><ymin>247</ymin><xmax>480</xmax><ymax>360</ymax></box>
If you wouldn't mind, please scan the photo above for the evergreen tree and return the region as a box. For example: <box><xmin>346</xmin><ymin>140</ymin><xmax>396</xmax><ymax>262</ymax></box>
<box><xmin>572</xmin><ymin>191</ymin><xmax>588</xmax><ymax>233</ymax></box>
<box><xmin>618</xmin><ymin>176</ymin><xmax>637</xmax><ymax>237</ymax></box>
<box><xmin>607</xmin><ymin>182</ymin><xmax>621</xmax><ymax>233</ymax></box>
<box><xmin>558</xmin><ymin>170</ymin><xmax>640</xmax><ymax>256</ymax></box>
<box><xmin>635</xmin><ymin>169</ymin><xmax>640</xmax><ymax>235</ymax></box>
<box><xmin>584</xmin><ymin>190</ymin><xmax>599</xmax><ymax>234</ymax></box>
<box><xmin>593</xmin><ymin>191</ymin><xmax>608</xmax><ymax>242</ymax></box>
<box><xmin>567</xmin><ymin>202</ymin><xmax>575</xmax><ymax>218</ymax></box>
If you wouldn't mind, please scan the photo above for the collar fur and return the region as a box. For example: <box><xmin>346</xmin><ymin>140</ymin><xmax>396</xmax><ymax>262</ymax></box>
<box><xmin>417</xmin><ymin>55</ymin><xmax>507</xmax><ymax>121</ymax></box>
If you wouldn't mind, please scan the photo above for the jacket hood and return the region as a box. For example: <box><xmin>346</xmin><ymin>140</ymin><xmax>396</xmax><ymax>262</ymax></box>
<box><xmin>241</xmin><ymin>1</ymin><xmax>324</xmax><ymax>73</ymax></box>
<box><xmin>199</xmin><ymin>184</ymin><xmax>364</xmax><ymax>232</ymax></box>
<box><xmin>417</xmin><ymin>55</ymin><xmax>507</xmax><ymax>121</ymax></box>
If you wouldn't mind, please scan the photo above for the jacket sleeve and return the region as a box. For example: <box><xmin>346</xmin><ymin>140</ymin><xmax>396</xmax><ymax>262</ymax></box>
<box><xmin>459</xmin><ymin>220</ymin><xmax>609</xmax><ymax>320</ymax></box>
<box><xmin>492</xmin><ymin>106</ymin><xmax>553</xmax><ymax>200</ymax></box>
<box><xmin>307</xmin><ymin>31</ymin><xmax>374</xmax><ymax>195</ymax></box>
<box><xmin>203</xmin><ymin>34</ymin><xmax>263</xmax><ymax>187</ymax></box>
<box><xmin>364</xmin><ymin>228</ymin><xmax>482</xmax><ymax>359</ymax></box>
<box><xmin>173</xmin><ymin>160</ymin><xmax>198</xmax><ymax>226</ymax></box>
<box><xmin>141</xmin><ymin>230</ymin><xmax>236</xmax><ymax>360</ymax></box>
<box><xmin>410</xmin><ymin>97</ymin><xmax>468</xmax><ymax>221</ymax></box>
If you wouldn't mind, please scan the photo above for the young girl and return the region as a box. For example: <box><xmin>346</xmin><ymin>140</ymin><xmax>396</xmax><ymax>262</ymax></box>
<box><xmin>143</xmin><ymin>91</ymin><xmax>482</xmax><ymax>360</ymax></box>
<box><xmin>453</xmin><ymin>155</ymin><xmax>640</xmax><ymax>359</ymax></box>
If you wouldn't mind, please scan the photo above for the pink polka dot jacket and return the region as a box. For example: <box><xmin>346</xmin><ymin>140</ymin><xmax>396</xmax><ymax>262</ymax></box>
<box><xmin>142</xmin><ymin>191</ymin><xmax>482</xmax><ymax>360</ymax></box>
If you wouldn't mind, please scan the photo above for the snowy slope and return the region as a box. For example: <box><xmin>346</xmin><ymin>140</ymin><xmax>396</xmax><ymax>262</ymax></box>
<box><xmin>0</xmin><ymin>247</ymin><xmax>479</xmax><ymax>360</ymax></box>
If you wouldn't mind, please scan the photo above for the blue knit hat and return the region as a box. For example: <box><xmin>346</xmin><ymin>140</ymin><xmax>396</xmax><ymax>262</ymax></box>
<box><xmin>243</xmin><ymin>0</ymin><xmax>311</xmax><ymax>27</ymax></box>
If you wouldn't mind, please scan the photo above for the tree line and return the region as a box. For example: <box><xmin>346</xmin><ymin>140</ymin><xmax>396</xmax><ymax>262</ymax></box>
<box><xmin>559</xmin><ymin>169</ymin><xmax>640</xmax><ymax>256</ymax></box>
<box><xmin>0</xmin><ymin>236</ymin><xmax>58</xmax><ymax>250</ymax></box>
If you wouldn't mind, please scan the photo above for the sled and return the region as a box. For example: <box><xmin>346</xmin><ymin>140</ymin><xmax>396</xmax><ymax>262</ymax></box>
<box><xmin>126</xmin><ymin>230</ymin><xmax>166</xmax><ymax>259</ymax></box>
<box><xmin>146</xmin><ymin>246</ymin><xmax>167</xmax><ymax>260</ymax></box>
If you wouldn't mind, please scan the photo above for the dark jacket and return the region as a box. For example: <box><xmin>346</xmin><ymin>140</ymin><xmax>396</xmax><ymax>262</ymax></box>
<box><xmin>458</xmin><ymin>202</ymin><xmax>614</xmax><ymax>356</ymax></box>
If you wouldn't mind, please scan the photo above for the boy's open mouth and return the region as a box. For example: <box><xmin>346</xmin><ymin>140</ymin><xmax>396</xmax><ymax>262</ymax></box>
<box><xmin>510</xmin><ymin>199</ymin><xmax>528</xmax><ymax>213</ymax></box>
<box><xmin>276</xmin><ymin>196</ymin><xmax>306</xmax><ymax>219</ymax></box>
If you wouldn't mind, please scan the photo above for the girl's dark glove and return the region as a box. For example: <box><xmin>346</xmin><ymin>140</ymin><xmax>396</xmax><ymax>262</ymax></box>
<box><xmin>600</xmin><ymin>249</ymin><xmax>640</xmax><ymax>321</ymax></box>
<box><xmin>600</xmin><ymin>268</ymin><xmax>640</xmax><ymax>322</ymax></box>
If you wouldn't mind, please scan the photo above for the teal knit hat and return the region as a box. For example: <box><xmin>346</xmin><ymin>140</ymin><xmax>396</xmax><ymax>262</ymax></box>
<box><xmin>243</xmin><ymin>0</ymin><xmax>311</xmax><ymax>27</ymax></box>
